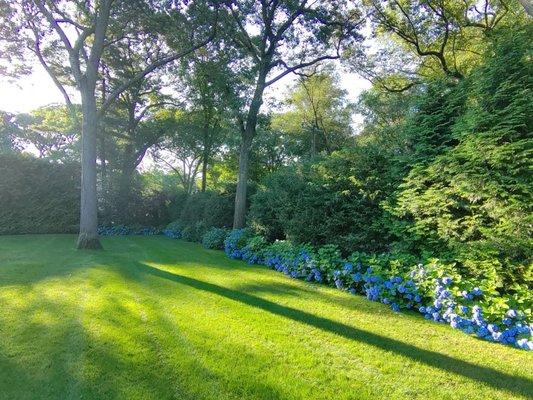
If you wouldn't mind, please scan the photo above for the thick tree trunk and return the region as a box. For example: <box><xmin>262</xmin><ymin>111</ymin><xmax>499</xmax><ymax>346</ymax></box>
<box><xmin>232</xmin><ymin>71</ymin><xmax>267</xmax><ymax>229</ymax></box>
<box><xmin>77</xmin><ymin>90</ymin><xmax>102</xmax><ymax>249</ymax></box>
<box><xmin>233</xmin><ymin>131</ymin><xmax>253</xmax><ymax>228</ymax></box>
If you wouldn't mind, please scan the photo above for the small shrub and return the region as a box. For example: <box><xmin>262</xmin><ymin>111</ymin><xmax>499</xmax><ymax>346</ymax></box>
<box><xmin>224</xmin><ymin>229</ymin><xmax>253</xmax><ymax>258</ymax></box>
<box><xmin>241</xmin><ymin>235</ymin><xmax>268</xmax><ymax>264</ymax></box>
<box><xmin>163</xmin><ymin>220</ymin><xmax>182</xmax><ymax>239</ymax></box>
<box><xmin>202</xmin><ymin>227</ymin><xmax>230</xmax><ymax>249</ymax></box>
<box><xmin>181</xmin><ymin>221</ymin><xmax>207</xmax><ymax>243</ymax></box>
<box><xmin>97</xmin><ymin>225</ymin><xmax>160</xmax><ymax>236</ymax></box>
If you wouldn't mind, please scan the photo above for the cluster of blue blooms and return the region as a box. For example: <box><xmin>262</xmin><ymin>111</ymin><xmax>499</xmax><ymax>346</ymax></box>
<box><xmin>224</xmin><ymin>229</ymin><xmax>249</xmax><ymax>259</ymax></box>
<box><xmin>97</xmin><ymin>225</ymin><xmax>160</xmax><ymax>236</ymax></box>
<box><xmin>162</xmin><ymin>228</ymin><xmax>181</xmax><ymax>239</ymax></box>
<box><xmin>97</xmin><ymin>225</ymin><xmax>180</xmax><ymax>238</ymax></box>
<box><xmin>223</xmin><ymin>230</ymin><xmax>533</xmax><ymax>351</ymax></box>
<box><xmin>97</xmin><ymin>225</ymin><xmax>133</xmax><ymax>236</ymax></box>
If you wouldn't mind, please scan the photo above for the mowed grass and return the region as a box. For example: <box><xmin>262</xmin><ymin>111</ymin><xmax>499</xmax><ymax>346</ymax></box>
<box><xmin>0</xmin><ymin>235</ymin><xmax>531</xmax><ymax>400</ymax></box>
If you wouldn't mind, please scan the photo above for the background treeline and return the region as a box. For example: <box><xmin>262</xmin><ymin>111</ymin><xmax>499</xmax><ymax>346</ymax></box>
<box><xmin>1</xmin><ymin>2</ymin><xmax>531</xmax><ymax>289</ymax></box>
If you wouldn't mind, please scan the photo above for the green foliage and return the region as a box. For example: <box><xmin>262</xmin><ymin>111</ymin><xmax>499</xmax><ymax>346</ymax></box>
<box><xmin>388</xmin><ymin>26</ymin><xmax>533</xmax><ymax>285</ymax></box>
<box><xmin>0</xmin><ymin>154</ymin><xmax>79</xmax><ymax>234</ymax></box>
<box><xmin>0</xmin><ymin>111</ymin><xmax>22</xmax><ymax>154</ymax></box>
<box><xmin>16</xmin><ymin>105</ymin><xmax>81</xmax><ymax>161</ymax></box>
<box><xmin>201</xmin><ymin>227</ymin><xmax>230</xmax><ymax>249</ymax></box>
<box><xmin>250</xmin><ymin>24</ymin><xmax>532</xmax><ymax>290</ymax></box>
<box><xmin>271</xmin><ymin>70</ymin><xmax>354</xmax><ymax>157</ymax></box>
<box><xmin>181</xmin><ymin>221</ymin><xmax>207</xmax><ymax>243</ymax></box>
<box><xmin>165</xmin><ymin>187</ymin><xmax>236</xmax><ymax>243</ymax></box>
<box><xmin>249</xmin><ymin>142</ymin><xmax>398</xmax><ymax>254</ymax></box>
<box><xmin>177</xmin><ymin>189</ymin><xmax>234</xmax><ymax>231</ymax></box>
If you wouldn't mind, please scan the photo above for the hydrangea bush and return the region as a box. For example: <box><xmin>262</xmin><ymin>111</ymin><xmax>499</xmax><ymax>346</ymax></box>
<box><xmin>163</xmin><ymin>221</ymin><xmax>182</xmax><ymax>239</ymax></box>
<box><xmin>202</xmin><ymin>227</ymin><xmax>230</xmax><ymax>250</ymax></box>
<box><xmin>223</xmin><ymin>230</ymin><xmax>533</xmax><ymax>351</ymax></box>
<box><xmin>98</xmin><ymin>225</ymin><xmax>179</xmax><ymax>238</ymax></box>
<box><xmin>98</xmin><ymin>225</ymin><xmax>160</xmax><ymax>236</ymax></box>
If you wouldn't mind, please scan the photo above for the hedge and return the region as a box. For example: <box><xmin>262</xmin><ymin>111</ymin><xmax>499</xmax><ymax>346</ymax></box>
<box><xmin>0</xmin><ymin>154</ymin><xmax>80</xmax><ymax>234</ymax></box>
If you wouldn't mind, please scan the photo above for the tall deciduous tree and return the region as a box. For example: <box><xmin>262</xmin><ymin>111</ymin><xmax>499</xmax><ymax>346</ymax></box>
<box><xmin>272</xmin><ymin>69</ymin><xmax>353</xmax><ymax>157</ymax></box>
<box><xmin>15</xmin><ymin>105</ymin><xmax>81</xmax><ymax>161</ymax></box>
<box><xmin>2</xmin><ymin>0</ymin><xmax>217</xmax><ymax>248</ymax></box>
<box><xmin>222</xmin><ymin>0</ymin><xmax>362</xmax><ymax>228</ymax></box>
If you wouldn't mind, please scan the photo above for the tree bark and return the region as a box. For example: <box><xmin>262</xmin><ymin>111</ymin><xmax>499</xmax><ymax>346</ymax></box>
<box><xmin>77</xmin><ymin>88</ymin><xmax>102</xmax><ymax>249</ymax></box>
<box><xmin>233</xmin><ymin>130</ymin><xmax>253</xmax><ymax>229</ymax></box>
<box><xmin>232</xmin><ymin>71</ymin><xmax>266</xmax><ymax>229</ymax></box>
<box><xmin>201</xmin><ymin>153</ymin><xmax>208</xmax><ymax>192</ymax></box>
<box><xmin>201</xmin><ymin>122</ymin><xmax>212</xmax><ymax>192</ymax></box>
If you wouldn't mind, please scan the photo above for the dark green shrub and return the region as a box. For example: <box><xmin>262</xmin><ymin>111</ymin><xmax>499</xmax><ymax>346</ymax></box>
<box><xmin>181</xmin><ymin>221</ymin><xmax>207</xmax><ymax>242</ymax></box>
<box><xmin>249</xmin><ymin>145</ymin><xmax>398</xmax><ymax>255</ymax></box>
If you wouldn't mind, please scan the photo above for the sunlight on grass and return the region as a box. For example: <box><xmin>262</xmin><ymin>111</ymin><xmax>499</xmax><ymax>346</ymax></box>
<box><xmin>0</xmin><ymin>235</ymin><xmax>532</xmax><ymax>400</ymax></box>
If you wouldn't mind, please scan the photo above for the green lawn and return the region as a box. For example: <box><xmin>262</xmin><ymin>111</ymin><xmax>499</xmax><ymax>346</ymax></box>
<box><xmin>0</xmin><ymin>235</ymin><xmax>531</xmax><ymax>400</ymax></box>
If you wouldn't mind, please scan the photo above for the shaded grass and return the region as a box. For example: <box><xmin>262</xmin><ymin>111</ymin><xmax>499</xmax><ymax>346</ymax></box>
<box><xmin>0</xmin><ymin>235</ymin><xmax>531</xmax><ymax>400</ymax></box>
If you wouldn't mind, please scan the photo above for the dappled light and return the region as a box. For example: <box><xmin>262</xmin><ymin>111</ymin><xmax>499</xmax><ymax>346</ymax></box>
<box><xmin>0</xmin><ymin>236</ymin><xmax>531</xmax><ymax>399</ymax></box>
<box><xmin>0</xmin><ymin>1</ymin><xmax>531</xmax><ymax>398</ymax></box>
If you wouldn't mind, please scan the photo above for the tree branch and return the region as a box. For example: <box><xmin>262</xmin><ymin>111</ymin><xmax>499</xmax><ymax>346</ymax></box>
<box><xmin>98</xmin><ymin>9</ymin><xmax>218</xmax><ymax>117</ymax></box>
<box><xmin>265</xmin><ymin>52</ymin><xmax>340</xmax><ymax>86</ymax></box>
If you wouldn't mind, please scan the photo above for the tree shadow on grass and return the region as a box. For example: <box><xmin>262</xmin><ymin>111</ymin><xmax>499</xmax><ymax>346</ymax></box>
<box><xmin>0</xmin><ymin>276</ymin><xmax>285</xmax><ymax>400</ymax></box>
<box><xmin>233</xmin><ymin>281</ymin><xmax>397</xmax><ymax>317</ymax></box>
<box><xmin>136</xmin><ymin>263</ymin><xmax>533</xmax><ymax>398</ymax></box>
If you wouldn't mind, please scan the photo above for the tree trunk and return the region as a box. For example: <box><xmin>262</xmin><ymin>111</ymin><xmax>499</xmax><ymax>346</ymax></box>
<box><xmin>232</xmin><ymin>71</ymin><xmax>267</xmax><ymax>229</ymax></box>
<box><xmin>201</xmin><ymin>154</ymin><xmax>208</xmax><ymax>192</ymax></box>
<box><xmin>77</xmin><ymin>89</ymin><xmax>102</xmax><ymax>249</ymax></box>
<box><xmin>99</xmin><ymin>134</ymin><xmax>110</xmax><ymax>223</ymax></box>
<box><xmin>233</xmin><ymin>130</ymin><xmax>253</xmax><ymax>229</ymax></box>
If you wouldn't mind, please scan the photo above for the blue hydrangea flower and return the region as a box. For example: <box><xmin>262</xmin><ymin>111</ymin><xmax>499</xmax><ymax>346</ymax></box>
<box><xmin>516</xmin><ymin>339</ymin><xmax>533</xmax><ymax>351</ymax></box>
<box><xmin>461</xmin><ymin>290</ymin><xmax>473</xmax><ymax>300</ymax></box>
<box><xmin>477</xmin><ymin>327</ymin><xmax>489</xmax><ymax>338</ymax></box>
<box><xmin>442</xmin><ymin>277</ymin><xmax>453</xmax><ymax>286</ymax></box>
